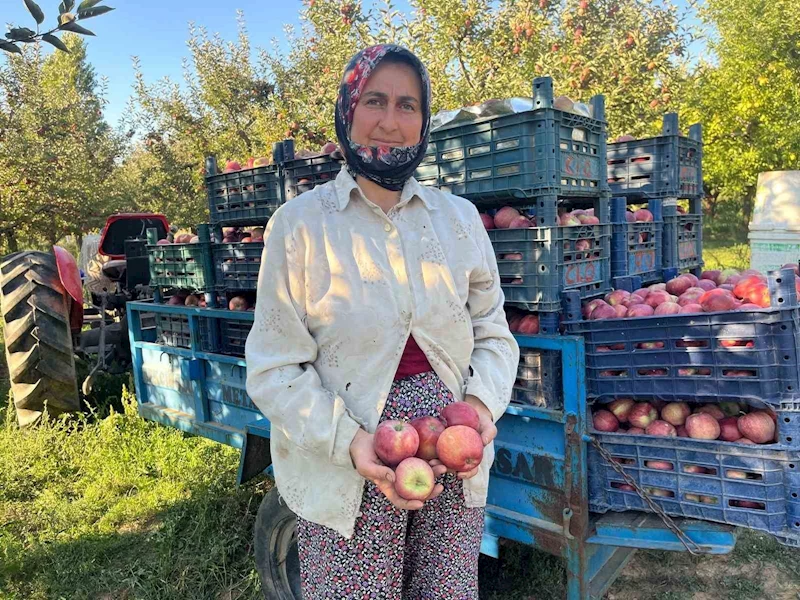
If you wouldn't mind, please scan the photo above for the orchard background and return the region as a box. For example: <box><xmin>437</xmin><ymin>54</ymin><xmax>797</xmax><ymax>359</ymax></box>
<box><xmin>0</xmin><ymin>0</ymin><xmax>799</xmax><ymax>254</ymax></box>
<box><xmin>1</xmin><ymin>1</ymin><xmax>800</xmax><ymax>598</ymax></box>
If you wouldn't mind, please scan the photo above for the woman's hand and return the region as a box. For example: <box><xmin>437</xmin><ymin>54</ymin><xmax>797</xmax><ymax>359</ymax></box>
<box><xmin>457</xmin><ymin>395</ymin><xmax>497</xmax><ymax>480</ymax></box>
<box><xmin>349</xmin><ymin>428</ymin><xmax>446</xmax><ymax>510</ymax></box>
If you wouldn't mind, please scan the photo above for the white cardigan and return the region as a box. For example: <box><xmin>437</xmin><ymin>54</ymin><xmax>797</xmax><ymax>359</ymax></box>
<box><xmin>245</xmin><ymin>167</ymin><xmax>519</xmax><ymax>538</ymax></box>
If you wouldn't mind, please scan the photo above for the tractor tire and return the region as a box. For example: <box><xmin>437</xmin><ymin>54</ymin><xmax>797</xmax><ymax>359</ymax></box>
<box><xmin>254</xmin><ymin>488</ymin><xmax>302</xmax><ymax>600</ymax></box>
<box><xmin>0</xmin><ymin>250</ymin><xmax>79</xmax><ymax>427</ymax></box>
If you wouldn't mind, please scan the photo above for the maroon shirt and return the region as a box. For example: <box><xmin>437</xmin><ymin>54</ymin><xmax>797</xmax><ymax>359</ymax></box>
<box><xmin>393</xmin><ymin>335</ymin><xmax>433</xmax><ymax>380</ymax></box>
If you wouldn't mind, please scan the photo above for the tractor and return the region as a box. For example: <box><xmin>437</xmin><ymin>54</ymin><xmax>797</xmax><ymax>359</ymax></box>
<box><xmin>0</xmin><ymin>213</ymin><xmax>170</xmax><ymax>426</ymax></box>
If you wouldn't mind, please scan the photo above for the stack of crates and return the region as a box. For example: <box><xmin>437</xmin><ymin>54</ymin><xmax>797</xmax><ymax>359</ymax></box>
<box><xmin>607</xmin><ymin>113</ymin><xmax>703</xmax><ymax>277</ymax></box>
<box><xmin>414</xmin><ymin>76</ymin><xmax>613</xmax><ymax>408</ymax></box>
<box><xmin>278</xmin><ymin>138</ymin><xmax>344</xmax><ymax>200</ymax></box>
<box><xmin>568</xmin><ymin>269</ymin><xmax>800</xmax><ymax>546</ymax></box>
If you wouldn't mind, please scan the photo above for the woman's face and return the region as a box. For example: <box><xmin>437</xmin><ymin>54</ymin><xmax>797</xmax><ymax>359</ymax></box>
<box><xmin>350</xmin><ymin>61</ymin><xmax>423</xmax><ymax>149</ymax></box>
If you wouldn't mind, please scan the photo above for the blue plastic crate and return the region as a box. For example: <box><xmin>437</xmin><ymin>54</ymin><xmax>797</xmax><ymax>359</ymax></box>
<box><xmin>155</xmin><ymin>311</ymin><xmax>215</xmax><ymax>351</ymax></box>
<box><xmin>218</xmin><ymin>317</ymin><xmax>252</xmax><ymax>357</ymax></box>
<box><xmin>607</xmin><ymin>113</ymin><xmax>702</xmax><ymax>200</ymax></box>
<box><xmin>206</xmin><ymin>165</ymin><xmax>282</xmax><ymax>227</ymax></box>
<box><xmin>489</xmin><ymin>223</ymin><xmax>611</xmax><ymax>313</ymax></box>
<box><xmin>415</xmin><ymin>77</ymin><xmax>607</xmax><ymax>205</ymax></box>
<box><xmin>512</xmin><ymin>348</ymin><xmax>562</xmax><ymax>409</ymax></box>
<box><xmin>212</xmin><ymin>241</ymin><xmax>264</xmax><ymax>291</ymax></box>
<box><xmin>587</xmin><ymin>429</ymin><xmax>800</xmax><ymax>544</ymax></box>
<box><xmin>564</xmin><ymin>269</ymin><xmax>800</xmax><ymax>403</ymax></box>
<box><xmin>662</xmin><ymin>198</ymin><xmax>703</xmax><ymax>275</ymax></box>
<box><xmin>283</xmin><ymin>153</ymin><xmax>343</xmax><ymax>200</ymax></box>
<box><xmin>147</xmin><ymin>225</ymin><xmax>215</xmax><ymax>292</ymax></box>
<box><xmin>610</xmin><ymin>197</ymin><xmax>663</xmax><ymax>284</ymax></box>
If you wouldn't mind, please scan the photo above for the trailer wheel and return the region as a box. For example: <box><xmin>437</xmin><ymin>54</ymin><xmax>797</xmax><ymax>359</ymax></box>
<box><xmin>254</xmin><ymin>487</ymin><xmax>302</xmax><ymax>600</ymax></box>
<box><xmin>0</xmin><ymin>250</ymin><xmax>79</xmax><ymax>427</ymax></box>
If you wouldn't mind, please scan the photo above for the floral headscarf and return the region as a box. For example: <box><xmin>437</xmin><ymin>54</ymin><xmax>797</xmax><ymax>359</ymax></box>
<box><xmin>334</xmin><ymin>44</ymin><xmax>432</xmax><ymax>191</ymax></box>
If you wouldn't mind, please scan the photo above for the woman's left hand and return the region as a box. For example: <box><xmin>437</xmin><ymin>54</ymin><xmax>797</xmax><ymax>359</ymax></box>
<box><xmin>451</xmin><ymin>395</ymin><xmax>497</xmax><ymax>480</ymax></box>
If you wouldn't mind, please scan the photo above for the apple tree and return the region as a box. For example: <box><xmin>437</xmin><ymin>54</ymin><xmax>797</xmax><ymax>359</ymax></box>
<box><xmin>0</xmin><ymin>34</ymin><xmax>120</xmax><ymax>254</ymax></box>
<box><xmin>682</xmin><ymin>0</ymin><xmax>800</xmax><ymax>239</ymax></box>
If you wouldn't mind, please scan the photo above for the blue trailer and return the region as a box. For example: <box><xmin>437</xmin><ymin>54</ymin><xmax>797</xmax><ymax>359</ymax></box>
<box><xmin>127</xmin><ymin>300</ymin><xmax>738</xmax><ymax>600</ymax></box>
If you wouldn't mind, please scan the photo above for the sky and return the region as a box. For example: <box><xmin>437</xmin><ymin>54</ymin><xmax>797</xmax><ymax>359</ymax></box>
<box><xmin>3</xmin><ymin>0</ymin><xmax>700</xmax><ymax>128</ymax></box>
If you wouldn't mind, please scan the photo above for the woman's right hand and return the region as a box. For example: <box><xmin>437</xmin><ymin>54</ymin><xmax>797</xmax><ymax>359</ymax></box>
<box><xmin>349</xmin><ymin>428</ymin><xmax>445</xmax><ymax>511</ymax></box>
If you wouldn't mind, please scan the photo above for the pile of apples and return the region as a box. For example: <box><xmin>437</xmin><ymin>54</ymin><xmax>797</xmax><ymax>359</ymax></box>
<box><xmin>165</xmin><ymin>293</ymin><xmax>253</xmax><ymax>310</ymax></box>
<box><xmin>220</xmin><ymin>226</ymin><xmax>264</xmax><ymax>244</ymax></box>
<box><xmin>157</xmin><ymin>233</ymin><xmax>200</xmax><ymax>245</ymax></box>
<box><xmin>373</xmin><ymin>402</ymin><xmax>484</xmax><ymax>501</ymax></box>
<box><xmin>479</xmin><ymin>206</ymin><xmax>608</xmax><ymax>231</ymax></box>
<box><xmin>505</xmin><ymin>307</ymin><xmax>541</xmax><ymax>334</ymax></box>
<box><xmin>222</xmin><ymin>157</ymin><xmax>273</xmax><ymax>173</ymax></box>
<box><xmin>582</xmin><ymin>265</ymin><xmax>800</xmax><ymax>321</ymax></box>
<box><xmin>592</xmin><ymin>398</ymin><xmax>777</xmax><ymax>445</ymax></box>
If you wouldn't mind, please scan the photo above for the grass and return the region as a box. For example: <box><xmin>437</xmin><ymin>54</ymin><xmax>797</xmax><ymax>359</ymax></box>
<box><xmin>1</xmin><ymin>242</ymin><xmax>799</xmax><ymax>600</ymax></box>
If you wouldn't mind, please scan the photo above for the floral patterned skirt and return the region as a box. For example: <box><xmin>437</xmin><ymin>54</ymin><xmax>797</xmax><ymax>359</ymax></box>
<box><xmin>295</xmin><ymin>370</ymin><xmax>485</xmax><ymax>599</ymax></box>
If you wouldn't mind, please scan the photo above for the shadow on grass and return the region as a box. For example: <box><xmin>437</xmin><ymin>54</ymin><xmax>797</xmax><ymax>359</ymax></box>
<box><xmin>1</xmin><ymin>478</ymin><xmax>270</xmax><ymax>600</ymax></box>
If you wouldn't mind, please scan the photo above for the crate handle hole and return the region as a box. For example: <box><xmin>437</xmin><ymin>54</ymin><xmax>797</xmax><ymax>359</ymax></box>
<box><xmin>786</xmin><ymin>437</ymin><xmax>793</xmax><ymax>443</ymax></box>
<box><xmin>784</xmin><ymin>417</ymin><xmax>792</xmax><ymax>423</ymax></box>
<box><xmin>793</xmin><ymin>492</ymin><xmax>798</xmax><ymax>498</ymax></box>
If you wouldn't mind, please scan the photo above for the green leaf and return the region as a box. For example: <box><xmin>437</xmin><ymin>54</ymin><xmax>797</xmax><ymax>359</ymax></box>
<box><xmin>24</xmin><ymin>0</ymin><xmax>45</xmax><ymax>24</ymax></box>
<box><xmin>58</xmin><ymin>0</ymin><xmax>74</xmax><ymax>14</ymax></box>
<box><xmin>6</xmin><ymin>28</ymin><xmax>36</xmax><ymax>41</ymax></box>
<box><xmin>0</xmin><ymin>41</ymin><xmax>22</xmax><ymax>54</ymax></box>
<box><xmin>77</xmin><ymin>0</ymin><xmax>102</xmax><ymax>9</ymax></box>
<box><xmin>60</xmin><ymin>21</ymin><xmax>95</xmax><ymax>36</ymax></box>
<box><xmin>77</xmin><ymin>6</ymin><xmax>114</xmax><ymax>19</ymax></box>
<box><xmin>42</xmin><ymin>33</ymin><xmax>69</xmax><ymax>52</ymax></box>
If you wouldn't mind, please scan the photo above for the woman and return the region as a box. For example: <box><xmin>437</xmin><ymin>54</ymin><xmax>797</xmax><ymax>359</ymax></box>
<box><xmin>246</xmin><ymin>44</ymin><xmax>519</xmax><ymax>599</ymax></box>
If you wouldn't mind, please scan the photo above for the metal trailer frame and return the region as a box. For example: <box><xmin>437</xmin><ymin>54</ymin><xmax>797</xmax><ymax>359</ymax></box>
<box><xmin>127</xmin><ymin>300</ymin><xmax>736</xmax><ymax>600</ymax></box>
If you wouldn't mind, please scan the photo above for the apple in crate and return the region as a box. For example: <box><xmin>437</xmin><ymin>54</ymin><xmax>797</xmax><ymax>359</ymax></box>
<box><xmin>695</xmin><ymin>404</ymin><xmax>725</xmax><ymax>420</ymax></box>
<box><xmin>718</xmin><ymin>417</ymin><xmax>741</xmax><ymax>442</ymax></box>
<box><xmin>410</xmin><ymin>416</ymin><xmax>445</xmax><ymax>461</ymax></box>
<box><xmin>737</xmin><ymin>411</ymin><xmax>775</xmax><ymax>444</ymax></box>
<box><xmin>436</xmin><ymin>426</ymin><xmax>483</xmax><ymax>471</ymax></box>
<box><xmin>608</xmin><ymin>398</ymin><xmax>634</xmax><ymax>423</ymax></box>
<box><xmin>645</xmin><ymin>420</ymin><xmax>677</xmax><ymax>437</ymax></box>
<box><xmin>661</xmin><ymin>402</ymin><xmax>690</xmax><ymax>427</ymax></box>
<box><xmin>628</xmin><ymin>402</ymin><xmax>658</xmax><ymax>428</ymax></box>
<box><xmin>593</xmin><ymin>410</ymin><xmax>619</xmax><ymax>432</ymax></box>
<box><xmin>374</xmin><ymin>420</ymin><xmax>420</xmax><ymax>467</ymax></box>
<box><xmin>685</xmin><ymin>413</ymin><xmax>720</xmax><ymax>440</ymax></box>
<box><xmin>394</xmin><ymin>457</ymin><xmax>435</xmax><ymax>501</ymax></box>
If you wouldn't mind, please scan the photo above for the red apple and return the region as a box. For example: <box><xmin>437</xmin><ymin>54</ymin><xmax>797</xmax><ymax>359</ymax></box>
<box><xmin>480</xmin><ymin>213</ymin><xmax>495</xmax><ymax>230</ymax></box>
<box><xmin>645</xmin><ymin>290</ymin><xmax>672</xmax><ymax>308</ymax></box>
<box><xmin>517</xmin><ymin>314</ymin><xmax>540</xmax><ymax>334</ymax></box>
<box><xmin>394</xmin><ymin>457</ymin><xmax>435</xmax><ymax>501</ymax></box>
<box><xmin>591</xmin><ymin>304</ymin><xmax>618</xmax><ymax>320</ymax></box>
<box><xmin>737</xmin><ymin>411</ymin><xmax>775</xmax><ymax>444</ymax></box>
<box><xmin>661</xmin><ymin>402</ymin><xmax>691</xmax><ymax>426</ymax></box>
<box><xmin>685</xmin><ymin>413</ymin><xmax>721</xmax><ymax>439</ymax></box>
<box><xmin>680</xmin><ymin>303</ymin><xmax>703</xmax><ymax>314</ymax></box>
<box><xmin>634</xmin><ymin>209</ymin><xmax>653</xmax><ymax>222</ymax></box>
<box><xmin>436</xmin><ymin>425</ymin><xmax>484</xmax><ymax>471</ymax></box>
<box><xmin>699</xmin><ymin>288</ymin><xmax>737</xmax><ymax>313</ymax></box>
<box><xmin>411</xmin><ymin>416</ymin><xmax>445</xmax><ymax>461</ymax></box>
<box><xmin>627</xmin><ymin>426</ymin><xmax>645</xmax><ymax>434</ymax></box>
<box><xmin>608</xmin><ymin>399</ymin><xmax>635</xmax><ymax>422</ymax></box>
<box><xmin>701</xmin><ymin>270</ymin><xmax>723</xmax><ymax>285</ymax></box>
<box><xmin>374</xmin><ymin>420</ymin><xmax>420</xmax><ymax>467</ymax></box>
<box><xmin>604</xmin><ymin>290</ymin><xmax>631</xmax><ymax>306</ymax></box>
<box><xmin>654</xmin><ymin>302</ymin><xmax>681</xmax><ymax>315</ymax></box>
<box><xmin>745</xmin><ymin>283</ymin><xmax>771</xmax><ymax>308</ymax></box>
<box><xmin>628</xmin><ymin>402</ymin><xmax>658</xmax><ymax>428</ymax></box>
<box><xmin>593</xmin><ymin>410</ymin><xmax>620</xmax><ymax>432</ymax></box>
<box><xmin>559</xmin><ymin>212</ymin><xmax>582</xmax><ymax>226</ymax></box>
<box><xmin>645</xmin><ymin>460</ymin><xmax>674</xmax><ymax>471</ymax></box>
<box><xmin>627</xmin><ymin>304</ymin><xmax>655</xmax><ymax>318</ymax></box>
<box><xmin>666</xmin><ymin>275</ymin><xmax>694</xmax><ymax>296</ymax></box>
<box><xmin>676</xmin><ymin>425</ymin><xmax>689</xmax><ymax>437</ymax></box>
<box><xmin>718</xmin><ymin>417</ymin><xmax>741</xmax><ymax>441</ymax></box>
<box><xmin>613</xmin><ymin>304</ymin><xmax>628</xmax><ymax>318</ymax></box>
<box><xmin>494</xmin><ymin>207</ymin><xmax>521</xmax><ymax>229</ymax></box>
<box><xmin>645</xmin><ymin>420</ymin><xmax>677</xmax><ymax>437</ymax></box>
<box><xmin>733</xmin><ymin>275</ymin><xmax>764</xmax><ymax>299</ymax></box>
<box><xmin>223</xmin><ymin>160</ymin><xmax>242</xmax><ymax>173</ymax></box>
<box><xmin>229</xmin><ymin>296</ymin><xmax>250</xmax><ymax>311</ymax></box>
<box><xmin>694</xmin><ymin>279</ymin><xmax>716</xmax><ymax>292</ymax></box>
<box><xmin>441</xmin><ymin>402</ymin><xmax>480</xmax><ymax>430</ymax></box>
<box><xmin>695</xmin><ymin>404</ymin><xmax>725</xmax><ymax>420</ymax></box>
<box><xmin>509</xmin><ymin>215</ymin><xmax>532</xmax><ymax>229</ymax></box>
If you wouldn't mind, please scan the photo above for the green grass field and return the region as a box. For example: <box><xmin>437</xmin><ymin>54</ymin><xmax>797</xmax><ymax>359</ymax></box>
<box><xmin>2</xmin><ymin>243</ymin><xmax>800</xmax><ymax>600</ymax></box>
